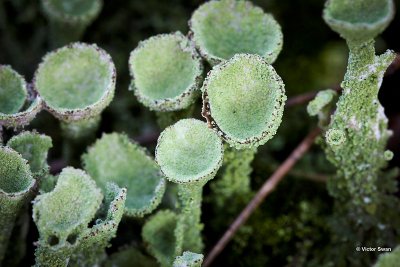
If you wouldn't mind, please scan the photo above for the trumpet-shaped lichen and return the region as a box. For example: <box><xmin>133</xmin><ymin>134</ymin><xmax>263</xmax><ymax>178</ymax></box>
<box><xmin>156</xmin><ymin>119</ymin><xmax>223</xmax><ymax>254</ymax></box>
<box><xmin>173</xmin><ymin>251</ymin><xmax>204</xmax><ymax>267</ymax></box>
<box><xmin>202</xmin><ymin>53</ymin><xmax>286</xmax><ymax>149</ymax></box>
<box><xmin>33</xmin><ymin>42</ymin><xmax>116</xmax><ymax>138</ymax></box>
<box><xmin>0</xmin><ymin>65</ymin><xmax>42</xmax><ymax>128</ymax></box>
<box><xmin>82</xmin><ymin>133</ymin><xmax>165</xmax><ymax>217</ymax></box>
<box><xmin>189</xmin><ymin>0</ymin><xmax>283</xmax><ymax>65</ymax></box>
<box><xmin>129</xmin><ymin>32</ymin><xmax>203</xmax><ymax>112</ymax></box>
<box><xmin>33</xmin><ymin>168</ymin><xmax>126</xmax><ymax>266</ymax></box>
<box><xmin>0</xmin><ymin>146</ymin><xmax>35</xmax><ymax>263</ymax></box>
<box><xmin>41</xmin><ymin>0</ymin><xmax>103</xmax><ymax>46</ymax></box>
<box><xmin>7</xmin><ymin>131</ymin><xmax>52</xmax><ymax>176</ymax></box>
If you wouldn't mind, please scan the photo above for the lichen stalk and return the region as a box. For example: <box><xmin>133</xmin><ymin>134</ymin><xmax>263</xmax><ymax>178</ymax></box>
<box><xmin>211</xmin><ymin>145</ymin><xmax>256</xmax><ymax>208</ymax></box>
<box><xmin>177</xmin><ymin>182</ymin><xmax>205</xmax><ymax>253</ymax></box>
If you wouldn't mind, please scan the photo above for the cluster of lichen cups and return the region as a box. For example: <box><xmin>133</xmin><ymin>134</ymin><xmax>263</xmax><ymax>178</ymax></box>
<box><xmin>1</xmin><ymin>0</ymin><xmax>289</xmax><ymax>266</ymax></box>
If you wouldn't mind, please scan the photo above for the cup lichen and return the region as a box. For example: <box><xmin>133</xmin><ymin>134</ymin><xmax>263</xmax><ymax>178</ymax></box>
<box><xmin>82</xmin><ymin>133</ymin><xmax>166</xmax><ymax>217</ymax></box>
<box><xmin>189</xmin><ymin>0</ymin><xmax>283</xmax><ymax>65</ymax></box>
<box><xmin>0</xmin><ymin>146</ymin><xmax>35</xmax><ymax>263</ymax></box>
<box><xmin>155</xmin><ymin>119</ymin><xmax>223</xmax><ymax>253</ymax></box>
<box><xmin>129</xmin><ymin>32</ymin><xmax>203</xmax><ymax>112</ymax></box>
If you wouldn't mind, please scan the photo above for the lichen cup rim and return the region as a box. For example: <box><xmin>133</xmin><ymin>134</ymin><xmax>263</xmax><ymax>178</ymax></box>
<box><xmin>201</xmin><ymin>53</ymin><xmax>286</xmax><ymax>149</ymax></box>
<box><xmin>0</xmin><ymin>65</ymin><xmax>43</xmax><ymax>128</ymax></box>
<box><xmin>128</xmin><ymin>32</ymin><xmax>203</xmax><ymax>112</ymax></box>
<box><xmin>155</xmin><ymin>118</ymin><xmax>224</xmax><ymax>185</ymax></box>
<box><xmin>82</xmin><ymin>132</ymin><xmax>166</xmax><ymax>217</ymax></box>
<box><xmin>0</xmin><ymin>146</ymin><xmax>36</xmax><ymax>198</ymax></box>
<box><xmin>41</xmin><ymin>0</ymin><xmax>103</xmax><ymax>25</ymax></box>
<box><xmin>189</xmin><ymin>0</ymin><xmax>283</xmax><ymax>65</ymax></box>
<box><xmin>323</xmin><ymin>0</ymin><xmax>395</xmax><ymax>43</ymax></box>
<box><xmin>33</xmin><ymin>42</ymin><xmax>116</xmax><ymax>122</ymax></box>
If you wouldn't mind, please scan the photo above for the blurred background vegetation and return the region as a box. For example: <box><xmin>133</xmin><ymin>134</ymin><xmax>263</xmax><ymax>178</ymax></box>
<box><xmin>1</xmin><ymin>0</ymin><xmax>400</xmax><ymax>266</ymax></box>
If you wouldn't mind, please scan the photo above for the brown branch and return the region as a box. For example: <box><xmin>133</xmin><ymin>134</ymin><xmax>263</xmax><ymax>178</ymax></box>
<box><xmin>203</xmin><ymin>127</ymin><xmax>321</xmax><ymax>267</ymax></box>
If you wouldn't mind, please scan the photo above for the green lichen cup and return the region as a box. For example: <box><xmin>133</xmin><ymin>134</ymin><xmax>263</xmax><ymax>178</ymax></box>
<box><xmin>155</xmin><ymin>119</ymin><xmax>224</xmax><ymax>185</ymax></box>
<box><xmin>0</xmin><ymin>146</ymin><xmax>35</xmax><ymax>262</ymax></box>
<box><xmin>129</xmin><ymin>32</ymin><xmax>203</xmax><ymax>112</ymax></box>
<box><xmin>323</xmin><ymin>0</ymin><xmax>395</xmax><ymax>43</ymax></box>
<box><xmin>41</xmin><ymin>0</ymin><xmax>102</xmax><ymax>46</ymax></box>
<box><xmin>82</xmin><ymin>133</ymin><xmax>166</xmax><ymax>217</ymax></box>
<box><xmin>189</xmin><ymin>0</ymin><xmax>283</xmax><ymax>65</ymax></box>
<box><xmin>0</xmin><ymin>65</ymin><xmax>42</xmax><ymax>128</ymax></box>
<box><xmin>34</xmin><ymin>42</ymin><xmax>116</xmax><ymax>123</ymax></box>
<box><xmin>202</xmin><ymin>54</ymin><xmax>286</xmax><ymax>149</ymax></box>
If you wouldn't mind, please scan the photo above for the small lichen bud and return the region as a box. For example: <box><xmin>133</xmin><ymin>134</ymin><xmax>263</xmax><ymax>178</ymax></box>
<box><xmin>129</xmin><ymin>32</ymin><xmax>203</xmax><ymax>112</ymax></box>
<box><xmin>189</xmin><ymin>0</ymin><xmax>283</xmax><ymax>65</ymax></box>
<box><xmin>307</xmin><ymin>89</ymin><xmax>337</xmax><ymax>116</ymax></box>
<box><xmin>34</xmin><ymin>42</ymin><xmax>116</xmax><ymax>122</ymax></box>
<box><xmin>201</xmin><ymin>54</ymin><xmax>286</xmax><ymax>149</ymax></box>
<box><xmin>325</xmin><ymin>128</ymin><xmax>346</xmax><ymax>146</ymax></box>
<box><xmin>384</xmin><ymin>150</ymin><xmax>393</xmax><ymax>161</ymax></box>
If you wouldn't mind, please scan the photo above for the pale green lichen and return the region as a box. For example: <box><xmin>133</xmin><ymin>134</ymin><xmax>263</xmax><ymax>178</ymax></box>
<box><xmin>0</xmin><ymin>65</ymin><xmax>42</xmax><ymax>128</ymax></box>
<box><xmin>82</xmin><ymin>133</ymin><xmax>165</xmax><ymax>217</ymax></box>
<box><xmin>307</xmin><ymin>89</ymin><xmax>337</xmax><ymax>128</ymax></box>
<box><xmin>33</xmin><ymin>168</ymin><xmax>126</xmax><ymax>266</ymax></box>
<box><xmin>129</xmin><ymin>32</ymin><xmax>203</xmax><ymax>112</ymax></box>
<box><xmin>323</xmin><ymin>0</ymin><xmax>394</xmax><ymax>44</ymax></box>
<box><xmin>173</xmin><ymin>251</ymin><xmax>204</xmax><ymax>267</ymax></box>
<box><xmin>210</xmin><ymin>144</ymin><xmax>256</xmax><ymax>208</ymax></box>
<box><xmin>373</xmin><ymin>246</ymin><xmax>400</xmax><ymax>267</ymax></box>
<box><xmin>0</xmin><ymin>146</ymin><xmax>35</xmax><ymax>263</ymax></box>
<box><xmin>189</xmin><ymin>0</ymin><xmax>283</xmax><ymax>65</ymax></box>
<box><xmin>202</xmin><ymin>53</ymin><xmax>286</xmax><ymax>149</ymax></box>
<box><xmin>156</xmin><ymin>119</ymin><xmax>224</xmax><ymax>253</ymax></box>
<box><xmin>41</xmin><ymin>0</ymin><xmax>103</xmax><ymax>46</ymax></box>
<box><xmin>142</xmin><ymin>210</ymin><xmax>182</xmax><ymax>267</ymax></box>
<box><xmin>319</xmin><ymin>0</ymin><xmax>399</xmax><ymax>264</ymax></box>
<box><xmin>34</xmin><ymin>42</ymin><xmax>116</xmax><ymax>123</ymax></box>
<box><xmin>7</xmin><ymin>131</ymin><xmax>53</xmax><ymax>176</ymax></box>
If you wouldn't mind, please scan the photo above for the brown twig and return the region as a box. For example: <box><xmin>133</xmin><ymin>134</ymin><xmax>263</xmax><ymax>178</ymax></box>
<box><xmin>203</xmin><ymin>127</ymin><xmax>321</xmax><ymax>267</ymax></box>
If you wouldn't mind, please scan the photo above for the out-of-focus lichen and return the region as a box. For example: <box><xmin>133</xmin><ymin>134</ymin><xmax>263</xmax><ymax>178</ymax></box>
<box><xmin>104</xmin><ymin>246</ymin><xmax>158</xmax><ymax>267</ymax></box>
<box><xmin>210</xmin><ymin>144</ymin><xmax>256</xmax><ymax>208</ymax></box>
<box><xmin>373</xmin><ymin>246</ymin><xmax>400</xmax><ymax>267</ymax></box>
<box><xmin>156</xmin><ymin>119</ymin><xmax>223</xmax><ymax>254</ymax></box>
<box><xmin>0</xmin><ymin>146</ymin><xmax>35</xmax><ymax>263</ymax></box>
<box><xmin>33</xmin><ymin>168</ymin><xmax>126</xmax><ymax>267</ymax></box>
<box><xmin>41</xmin><ymin>0</ymin><xmax>103</xmax><ymax>47</ymax></box>
<box><xmin>7</xmin><ymin>131</ymin><xmax>52</xmax><ymax>176</ymax></box>
<box><xmin>82</xmin><ymin>132</ymin><xmax>165</xmax><ymax>217</ymax></box>
<box><xmin>189</xmin><ymin>0</ymin><xmax>283</xmax><ymax>65</ymax></box>
<box><xmin>142</xmin><ymin>210</ymin><xmax>182</xmax><ymax>267</ymax></box>
<box><xmin>173</xmin><ymin>251</ymin><xmax>203</xmax><ymax>267</ymax></box>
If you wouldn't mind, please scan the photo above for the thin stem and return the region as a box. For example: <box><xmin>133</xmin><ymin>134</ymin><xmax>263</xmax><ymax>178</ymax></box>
<box><xmin>203</xmin><ymin>127</ymin><xmax>321</xmax><ymax>267</ymax></box>
<box><xmin>177</xmin><ymin>183</ymin><xmax>204</xmax><ymax>253</ymax></box>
